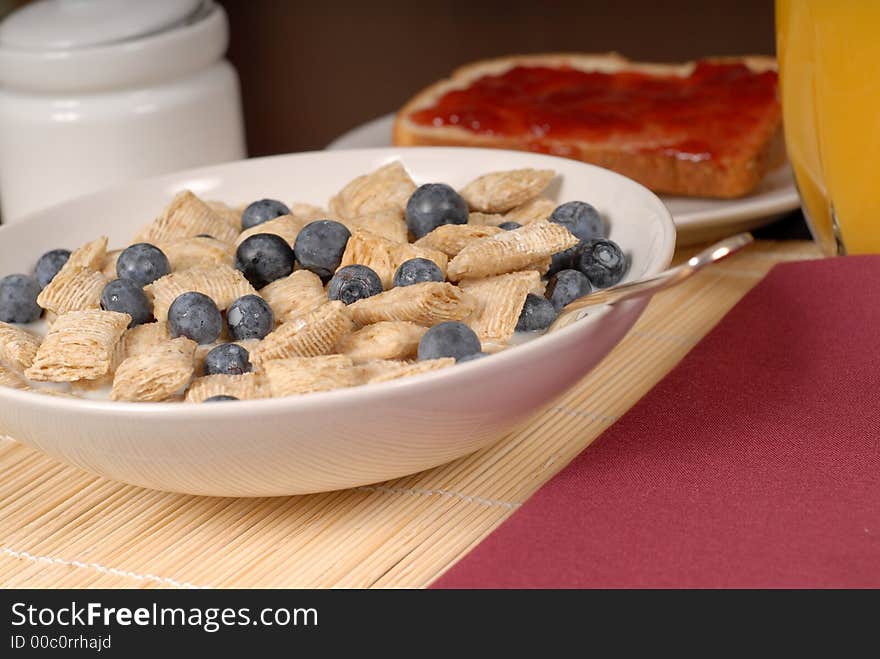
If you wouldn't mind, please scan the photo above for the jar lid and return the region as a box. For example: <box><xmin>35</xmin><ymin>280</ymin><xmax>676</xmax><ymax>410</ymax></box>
<box><xmin>0</xmin><ymin>0</ymin><xmax>203</xmax><ymax>50</ymax></box>
<box><xmin>0</xmin><ymin>3</ymin><xmax>227</xmax><ymax>93</ymax></box>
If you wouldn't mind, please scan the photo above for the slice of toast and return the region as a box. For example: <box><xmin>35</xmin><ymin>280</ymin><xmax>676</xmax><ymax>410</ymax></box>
<box><xmin>393</xmin><ymin>53</ymin><xmax>784</xmax><ymax>198</ymax></box>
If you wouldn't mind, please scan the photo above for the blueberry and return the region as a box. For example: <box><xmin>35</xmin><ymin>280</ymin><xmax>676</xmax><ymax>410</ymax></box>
<box><xmin>0</xmin><ymin>274</ymin><xmax>42</xmax><ymax>323</ymax></box>
<box><xmin>328</xmin><ymin>265</ymin><xmax>383</xmax><ymax>305</ymax></box>
<box><xmin>457</xmin><ymin>351</ymin><xmax>490</xmax><ymax>363</ymax></box>
<box><xmin>417</xmin><ymin>321</ymin><xmax>481</xmax><ymax>362</ymax></box>
<box><xmin>204</xmin><ymin>395</ymin><xmax>239</xmax><ymax>402</ymax></box>
<box><xmin>549</xmin><ymin>201</ymin><xmax>605</xmax><ymax>241</ymax></box>
<box><xmin>226</xmin><ymin>294</ymin><xmax>274</xmax><ymax>340</ymax></box>
<box><xmin>204</xmin><ymin>343</ymin><xmax>252</xmax><ymax>376</ymax></box>
<box><xmin>392</xmin><ymin>258</ymin><xmax>444</xmax><ymax>288</ymax></box>
<box><xmin>167</xmin><ymin>291</ymin><xmax>222</xmax><ymax>344</ymax></box>
<box><xmin>241</xmin><ymin>198</ymin><xmax>290</xmax><ymax>230</ymax></box>
<box><xmin>547</xmin><ymin>202</ymin><xmax>606</xmax><ymax>277</ymax></box>
<box><xmin>545</xmin><ymin>269</ymin><xmax>592</xmax><ymax>311</ymax></box>
<box><xmin>34</xmin><ymin>249</ymin><xmax>70</xmax><ymax>288</ymax></box>
<box><xmin>116</xmin><ymin>243</ymin><xmax>170</xmax><ymax>287</ymax></box>
<box><xmin>498</xmin><ymin>221</ymin><xmax>521</xmax><ymax>231</ymax></box>
<box><xmin>516</xmin><ymin>294</ymin><xmax>557</xmax><ymax>332</ymax></box>
<box><xmin>547</xmin><ymin>246</ymin><xmax>580</xmax><ymax>277</ymax></box>
<box><xmin>405</xmin><ymin>183</ymin><xmax>468</xmax><ymax>239</ymax></box>
<box><xmin>292</xmin><ymin>220</ymin><xmax>351</xmax><ymax>280</ymax></box>
<box><xmin>235</xmin><ymin>233</ymin><xmax>296</xmax><ymax>288</ymax></box>
<box><xmin>100</xmin><ymin>279</ymin><xmax>153</xmax><ymax>327</ymax></box>
<box><xmin>577</xmin><ymin>239</ymin><xmax>628</xmax><ymax>289</ymax></box>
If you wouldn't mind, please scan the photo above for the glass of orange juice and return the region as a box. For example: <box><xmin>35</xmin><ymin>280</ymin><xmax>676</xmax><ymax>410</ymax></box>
<box><xmin>776</xmin><ymin>1</ymin><xmax>880</xmax><ymax>256</ymax></box>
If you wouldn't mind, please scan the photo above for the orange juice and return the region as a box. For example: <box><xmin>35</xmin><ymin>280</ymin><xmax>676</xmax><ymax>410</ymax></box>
<box><xmin>776</xmin><ymin>1</ymin><xmax>880</xmax><ymax>255</ymax></box>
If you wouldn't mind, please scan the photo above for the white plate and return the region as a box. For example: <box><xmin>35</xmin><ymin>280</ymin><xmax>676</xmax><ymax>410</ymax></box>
<box><xmin>328</xmin><ymin>113</ymin><xmax>801</xmax><ymax>245</ymax></box>
<box><xmin>0</xmin><ymin>147</ymin><xmax>675</xmax><ymax>497</ymax></box>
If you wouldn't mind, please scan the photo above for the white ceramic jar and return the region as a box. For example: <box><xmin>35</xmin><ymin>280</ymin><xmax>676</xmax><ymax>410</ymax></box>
<box><xmin>0</xmin><ymin>0</ymin><xmax>246</xmax><ymax>223</ymax></box>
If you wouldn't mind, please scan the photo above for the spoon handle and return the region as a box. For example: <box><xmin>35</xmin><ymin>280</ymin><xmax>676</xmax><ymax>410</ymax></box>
<box><xmin>550</xmin><ymin>232</ymin><xmax>754</xmax><ymax>331</ymax></box>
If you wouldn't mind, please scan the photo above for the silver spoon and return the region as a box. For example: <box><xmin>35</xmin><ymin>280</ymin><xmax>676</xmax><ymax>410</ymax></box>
<box><xmin>549</xmin><ymin>232</ymin><xmax>755</xmax><ymax>332</ymax></box>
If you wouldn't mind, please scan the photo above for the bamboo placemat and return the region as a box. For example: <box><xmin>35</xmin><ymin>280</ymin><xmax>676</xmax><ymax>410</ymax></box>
<box><xmin>0</xmin><ymin>240</ymin><xmax>822</xmax><ymax>589</ymax></box>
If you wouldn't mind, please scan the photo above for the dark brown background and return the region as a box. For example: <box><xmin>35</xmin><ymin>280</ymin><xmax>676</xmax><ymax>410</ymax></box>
<box><xmin>219</xmin><ymin>0</ymin><xmax>776</xmax><ymax>157</ymax></box>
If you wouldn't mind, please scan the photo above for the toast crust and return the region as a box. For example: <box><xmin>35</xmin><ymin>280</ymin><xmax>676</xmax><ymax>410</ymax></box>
<box><xmin>394</xmin><ymin>53</ymin><xmax>783</xmax><ymax>198</ymax></box>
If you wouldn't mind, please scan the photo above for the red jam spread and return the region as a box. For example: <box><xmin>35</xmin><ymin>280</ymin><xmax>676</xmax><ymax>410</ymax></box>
<box><xmin>410</xmin><ymin>61</ymin><xmax>779</xmax><ymax>162</ymax></box>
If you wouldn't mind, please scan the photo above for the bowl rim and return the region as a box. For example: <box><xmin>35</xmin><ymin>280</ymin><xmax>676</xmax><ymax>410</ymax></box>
<box><xmin>0</xmin><ymin>146</ymin><xmax>676</xmax><ymax>418</ymax></box>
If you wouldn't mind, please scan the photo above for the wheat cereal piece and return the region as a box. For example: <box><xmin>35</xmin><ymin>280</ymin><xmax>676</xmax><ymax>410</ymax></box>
<box><xmin>192</xmin><ymin>342</ymin><xmax>213</xmax><ymax>377</ymax></box>
<box><xmin>263</xmin><ymin>355</ymin><xmax>358</xmax><ymax>396</ymax></box>
<box><xmin>25</xmin><ymin>384</ymin><xmax>79</xmax><ymax>398</ymax></box>
<box><xmin>528</xmin><ymin>273</ymin><xmax>548</xmax><ymax>296</ymax></box>
<box><xmin>146</xmin><ymin>264</ymin><xmax>256</xmax><ymax>321</ymax></box>
<box><xmin>66</xmin><ymin>313</ymin><xmax>128</xmax><ymax>394</ymax></box>
<box><xmin>63</xmin><ymin>236</ymin><xmax>109</xmax><ymax>272</ymax></box>
<box><xmin>349</xmin><ymin>359</ymin><xmax>406</xmax><ymax>383</ymax></box>
<box><xmin>37</xmin><ymin>235</ymin><xmax>109</xmax><ymax>314</ymax></box>
<box><xmin>338</xmin><ymin>230</ymin><xmax>448</xmax><ymax>289</ymax></box>
<box><xmin>259</xmin><ymin>270</ymin><xmax>327</xmax><ymax>322</ymax></box>
<box><xmin>338</xmin><ymin>230</ymin><xmax>401</xmax><ymax>286</ymax></box>
<box><xmin>36</xmin><ymin>267</ymin><xmax>107</xmax><ymax>315</ymax></box>
<box><xmin>528</xmin><ymin>256</ymin><xmax>553</xmax><ymax>276</ymax></box>
<box><xmin>110</xmin><ymin>337</ymin><xmax>196</xmax><ymax>402</ymax></box>
<box><xmin>446</xmin><ymin>221</ymin><xmax>578</xmax><ymax>280</ymax></box>
<box><xmin>135</xmin><ymin>190</ymin><xmax>239</xmax><ymax>245</ymax></box>
<box><xmin>467</xmin><ymin>212</ymin><xmax>506</xmax><ymax>227</ymax></box>
<box><xmin>414</xmin><ymin>224</ymin><xmax>503</xmax><ymax>257</ymax></box>
<box><xmin>26</xmin><ymin>310</ymin><xmax>129</xmax><ymax>382</ymax></box>
<box><xmin>289</xmin><ymin>202</ymin><xmax>330</xmax><ymax>223</ymax></box>
<box><xmin>471</xmin><ymin>201</ymin><xmax>555</xmax><ymax>228</ymax></box>
<box><xmin>348</xmin><ymin>209</ymin><xmax>408</xmax><ymax>243</ymax></box>
<box><xmin>234</xmin><ymin>214</ymin><xmax>310</xmax><ymax>249</ymax></box>
<box><xmin>460</xmin><ymin>271</ymin><xmax>542</xmax><ymax>343</ymax></box>
<box><xmin>206</xmin><ymin>200</ymin><xmax>243</xmax><ymax>227</ymax></box>
<box><xmin>250</xmin><ymin>301</ymin><xmax>354</xmax><ymax>368</ymax></box>
<box><xmin>479</xmin><ymin>340</ymin><xmax>508</xmax><ymax>354</ymax></box>
<box><xmin>184</xmin><ymin>373</ymin><xmax>267</xmax><ymax>402</ymax></box>
<box><xmin>68</xmin><ymin>323</ymin><xmax>128</xmax><ymax>394</ymax></box>
<box><xmin>502</xmin><ymin>196</ymin><xmax>556</xmax><ymax>224</ymax></box>
<box><xmin>0</xmin><ymin>363</ymin><xmax>29</xmax><ymax>390</ymax></box>
<box><xmin>459</xmin><ymin>169</ymin><xmax>555</xmax><ymax>213</ymax></box>
<box><xmin>102</xmin><ymin>249</ymin><xmax>122</xmax><ymax>279</ymax></box>
<box><xmin>336</xmin><ymin>321</ymin><xmax>428</xmax><ymax>363</ymax></box>
<box><xmin>160</xmin><ymin>236</ymin><xmax>235</xmax><ymax>272</ymax></box>
<box><xmin>119</xmin><ymin>322</ymin><xmax>170</xmax><ymax>361</ymax></box>
<box><xmin>347</xmin><ymin>282</ymin><xmax>474</xmax><ymax>327</ymax></box>
<box><xmin>366</xmin><ymin>357</ymin><xmax>455</xmax><ymax>383</ymax></box>
<box><xmin>0</xmin><ymin>322</ymin><xmax>41</xmax><ymax>373</ymax></box>
<box><xmin>329</xmin><ymin>161</ymin><xmax>416</xmax><ymax>220</ymax></box>
<box><xmin>350</xmin><ymin>358</ymin><xmax>450</xmax><ymax>383</ymax></box>
<box><xmin>68</xmin><ymin>373</ymin><xmax>112</xmax><ymax>395</ymax></box>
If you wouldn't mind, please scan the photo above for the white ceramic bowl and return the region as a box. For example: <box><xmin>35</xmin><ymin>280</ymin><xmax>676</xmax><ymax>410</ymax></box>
<box><xmin>0</xmin><ymin>148</ymin><xmax>675</xmax><ymax>496</ymax></box>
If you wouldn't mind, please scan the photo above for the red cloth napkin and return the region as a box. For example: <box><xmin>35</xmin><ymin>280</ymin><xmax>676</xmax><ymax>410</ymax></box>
<box><xmin>433</xmin><ymin>255</ymin><xmax>880</xmax><ymax>588</ymax></box>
